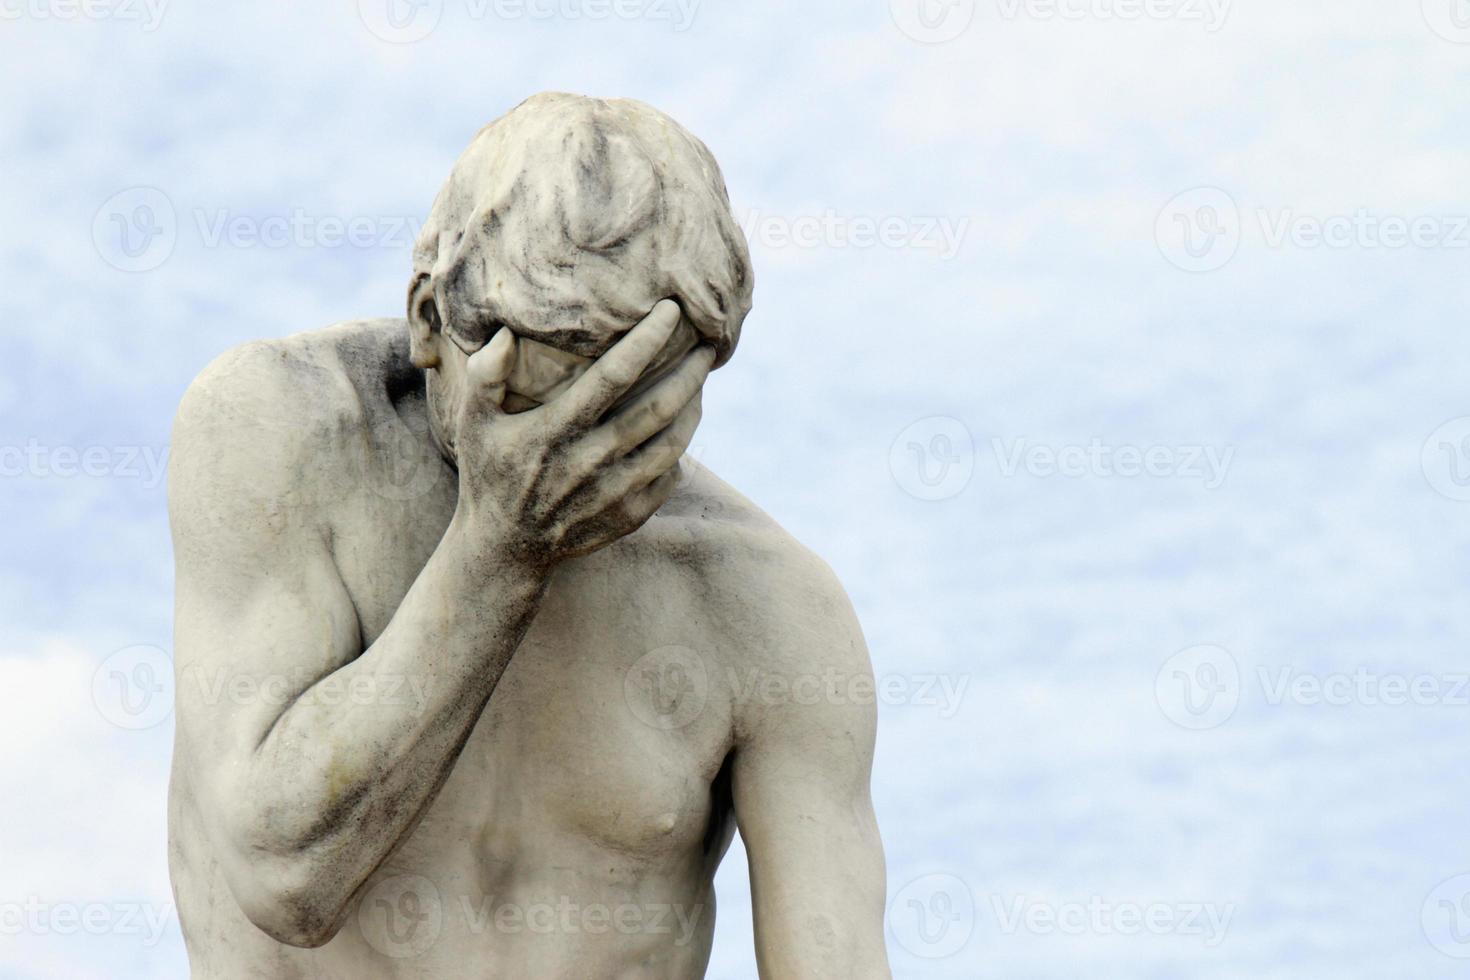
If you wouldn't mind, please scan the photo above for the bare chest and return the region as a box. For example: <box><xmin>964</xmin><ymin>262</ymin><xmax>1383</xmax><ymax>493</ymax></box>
<box><xmin>330</xmin><ymin>481</ymin><xmax>738</xmax><ymax>870</ymax></box>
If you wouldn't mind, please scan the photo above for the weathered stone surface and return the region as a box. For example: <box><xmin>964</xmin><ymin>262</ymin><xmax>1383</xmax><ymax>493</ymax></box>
<box><xmin>168</xmin><ymin>92</ymin><xmax>888</xmax><ymax>979</ymax></box>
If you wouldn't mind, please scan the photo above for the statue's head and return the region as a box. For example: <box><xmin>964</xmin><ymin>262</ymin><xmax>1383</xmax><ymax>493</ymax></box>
<box><xmin>407</xmin><ymin>91</ymin><xmax>753</xmax><ymax>457</ymax></box>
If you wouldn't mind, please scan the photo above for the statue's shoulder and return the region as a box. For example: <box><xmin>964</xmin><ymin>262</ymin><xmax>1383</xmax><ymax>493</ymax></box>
<box><xmin>656</xmin><ymin>462</ymin><xmax>860</xmax><ymax>637</ymax></box>
<box><xmin>648</xmin><ymin>464</ymin><xmax>872</xmax><ymax>717</ymax></box>
<box><xmin>168</xmin><ymin>319</ymin><xmax>408</xmax><ymax>520</ymax></box>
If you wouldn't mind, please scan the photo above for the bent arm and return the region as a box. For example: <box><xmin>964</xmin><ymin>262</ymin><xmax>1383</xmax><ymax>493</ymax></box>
<box><xmin>169</xmin><ymin>359</ymin><xmax>545</xmax><ymax>948</ymax></box>
<box><xmin>173</xmin><ymin>310</ymin><xmax>706</xmax><ymax>947</ymax></box>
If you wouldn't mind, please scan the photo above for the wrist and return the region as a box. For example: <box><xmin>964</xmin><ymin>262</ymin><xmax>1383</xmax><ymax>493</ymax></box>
<box><xmin>445</xmin><ymin>504</ymin><xmax>552</xmax><ymax>584</ymax></box>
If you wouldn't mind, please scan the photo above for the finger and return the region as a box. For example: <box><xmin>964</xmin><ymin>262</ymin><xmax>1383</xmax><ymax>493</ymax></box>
<box><xmin>599</xmin><ymin>345</ymin><xmax>715</xmax><ymax>456</ymax></box>
<box><xmin>464</xmin><ymin>327</ymin><xmax>517</xmax><ymax>412</ymax></box>
<box><xmin>620</xmin><ymin>463</ymin><xmax>683</xmax><ymax>530</ymax></box>
<box><xmin>559</xmin><ymin>299</ymin><xmax>683</xmax><ymax>424</ymax></box>
<box><xmin>608</xmin><ymin>391</ymin><xmax>702</xmax><ymax>495</ymax></box>
<box><xmin>560</xmin><ymin>461</ymin><xmax>682</xmax><ymax>559</ymax></box>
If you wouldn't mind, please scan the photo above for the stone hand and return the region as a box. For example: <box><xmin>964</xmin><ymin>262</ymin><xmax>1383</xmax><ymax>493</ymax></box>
<box><xmin>453</xmin><ymin>299</ymin><xmax>714</xmax><ymax>567</ymax></box>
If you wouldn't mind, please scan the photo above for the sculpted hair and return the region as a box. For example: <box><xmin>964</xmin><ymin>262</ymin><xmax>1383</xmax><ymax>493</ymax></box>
<box><xmin>413</xmin><ymin>91</ymin><xmax>754</xmax><ymax>367</ymax></box>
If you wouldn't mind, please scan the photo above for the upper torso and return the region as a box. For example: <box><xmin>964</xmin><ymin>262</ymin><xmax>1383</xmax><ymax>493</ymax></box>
<box><xmin>168</xmin><ymin>319</ymin><xmax>799</xmax><ymax>979</ymax></box>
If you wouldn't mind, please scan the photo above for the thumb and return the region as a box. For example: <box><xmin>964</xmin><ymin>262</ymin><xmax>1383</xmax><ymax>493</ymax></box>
<box><xmin>464</xmin><ymin>328</ymin><xmax>517</xmax><ymax>412</ymax></box>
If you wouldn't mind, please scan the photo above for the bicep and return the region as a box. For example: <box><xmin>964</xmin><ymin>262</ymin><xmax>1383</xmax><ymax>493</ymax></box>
<box><xmin>168</xmin><ymin>369</ymin><xmax>362</xmax><ymax>782</ymax></box>
<box><xmin>730</xmin><ymin>566</ymin><xmax>890</xmax><ymax>978</ymax></box>
<box><xmin>173</xmin><ymin>532</ymin><xmax>361</xmax><ymax>764</ymax></box>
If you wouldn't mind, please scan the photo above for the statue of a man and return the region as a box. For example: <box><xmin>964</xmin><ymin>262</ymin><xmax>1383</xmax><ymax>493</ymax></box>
<box><xmin>167</xmin><ymin>91</ymin><xmax>890</xmax><ymax>979</ymax></box>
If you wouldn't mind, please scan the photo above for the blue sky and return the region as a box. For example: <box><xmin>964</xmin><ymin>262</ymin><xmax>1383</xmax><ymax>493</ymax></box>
<box><xmin>4</xmin><ymin>0</ymin><xmax>1470</xmax><ymax>976</ymax></box>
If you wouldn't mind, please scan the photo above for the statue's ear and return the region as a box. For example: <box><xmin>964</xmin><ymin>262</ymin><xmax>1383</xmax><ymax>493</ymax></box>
<box><xmin>407</xmin><ymin>273</ymin><xmax>440</xmax><ymax>369</ymax></box>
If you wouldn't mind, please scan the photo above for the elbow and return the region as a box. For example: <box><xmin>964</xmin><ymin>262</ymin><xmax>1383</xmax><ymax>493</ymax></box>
<box><xmin>207</xmin><ymin>773</ymin><xmax>363</xmax><ymax>947</ymax></box>
<box><xmin>223</xmin><ymin>848</ymin><xmax>352</xmax><ymax>948</ymax></box>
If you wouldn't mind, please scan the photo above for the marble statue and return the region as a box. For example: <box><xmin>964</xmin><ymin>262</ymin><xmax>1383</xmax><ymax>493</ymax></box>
<box><xmin>167</xmin><ymin>92</ymin><xmax>890</xmax><ymax>979</ymax></box>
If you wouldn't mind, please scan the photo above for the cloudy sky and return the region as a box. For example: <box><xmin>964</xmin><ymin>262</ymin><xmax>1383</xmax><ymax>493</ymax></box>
<box><xmin>4</xmin><ymin>0</ymin><xmax>1470</xmax><ymax>976</ymax></box>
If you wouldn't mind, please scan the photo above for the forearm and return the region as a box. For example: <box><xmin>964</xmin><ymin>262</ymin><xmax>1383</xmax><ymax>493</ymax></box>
<box><xmin>225</xmin><ymin>518</ymin><xmax>546</xmax><ymax>938</ymax></box>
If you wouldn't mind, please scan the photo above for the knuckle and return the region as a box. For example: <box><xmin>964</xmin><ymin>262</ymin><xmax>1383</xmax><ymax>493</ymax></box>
<box><xmin>575</xmin><ymin>439</ymin><xmax>612</xmax><ymax>476</ymax></box>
